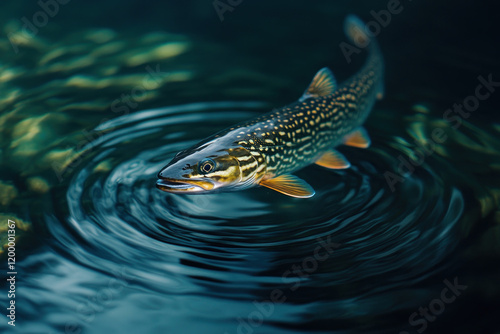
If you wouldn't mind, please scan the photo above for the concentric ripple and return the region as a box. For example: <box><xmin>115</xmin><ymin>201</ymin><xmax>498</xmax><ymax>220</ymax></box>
<box><xmin>44</xmin><ymin>101</ymin><xmax>473</xmax><ymax>332</ymax></box>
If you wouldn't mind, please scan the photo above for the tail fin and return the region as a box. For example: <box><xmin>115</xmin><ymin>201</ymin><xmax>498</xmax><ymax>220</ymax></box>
<box><xmin>344</xmin><ymin>15</ymin><xmax>372</xmax><ymax>48</ymax></box>
<box><xmin>343</xmin><ymin>15</ymin><xmax>384</xmax><ymax>99</ymax></box>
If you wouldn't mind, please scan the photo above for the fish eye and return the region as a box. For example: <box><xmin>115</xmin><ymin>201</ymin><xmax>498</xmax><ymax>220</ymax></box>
<box><xmin>199</xmin><ymin>158</ymin><xmax>216</xmax><ymax>174</ymax></box>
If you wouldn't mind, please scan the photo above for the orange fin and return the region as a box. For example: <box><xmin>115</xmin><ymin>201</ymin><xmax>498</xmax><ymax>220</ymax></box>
<box><xmin>343</xmin><ymin>127</ymin><xmax>371</xmax><ymax>148</ymax></box>
<box><xmin>315</xmin><ymin>149</ymin><xmax>351</xmax><ymax>169</ymax></box>
<box><xmin>376</xmin><ymin>82</ymin><xmax>384</xmax><ymax>100</ymax></box>
<box><xmin>299</xmin><ymin>68</ymin><xmax>337</xmax><ymax>102</ymax></box>
<box><xmin>259</xmin><ymin>174</ymin><xmax>315</xmax><ymax>198</ymax></box>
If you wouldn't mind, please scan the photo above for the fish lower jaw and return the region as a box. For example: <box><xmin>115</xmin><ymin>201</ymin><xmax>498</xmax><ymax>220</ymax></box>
<box><xmin>156</xmin><ymin>178</ymin><xmax>214</xmax><ymax>193</ymax></box>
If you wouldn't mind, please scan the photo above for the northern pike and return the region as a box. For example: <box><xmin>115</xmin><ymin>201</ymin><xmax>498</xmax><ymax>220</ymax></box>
<box><xmin>156</xmin><ymin>15</ymin><xmax>384</xmax><ymax>198</ymax></box>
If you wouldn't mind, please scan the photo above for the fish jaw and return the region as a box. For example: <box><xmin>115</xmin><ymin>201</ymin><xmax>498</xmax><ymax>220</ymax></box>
<box><xmin>156</xmin><ymin>177</ymin><xmax>214</xmax><ymax>193</ymax></box>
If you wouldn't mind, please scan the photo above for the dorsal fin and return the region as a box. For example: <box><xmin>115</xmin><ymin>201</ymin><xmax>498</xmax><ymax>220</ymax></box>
<box><xmin>299</xmin><ymin>68</ymin><xmax>337</xmax><ymax>102</ymax></box>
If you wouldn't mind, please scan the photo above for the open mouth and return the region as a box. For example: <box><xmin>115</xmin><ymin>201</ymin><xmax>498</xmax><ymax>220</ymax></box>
<box><xmin>156</xmin><ymin>178</ymin><xmax>214</xmax><ymax>192</ymax></box>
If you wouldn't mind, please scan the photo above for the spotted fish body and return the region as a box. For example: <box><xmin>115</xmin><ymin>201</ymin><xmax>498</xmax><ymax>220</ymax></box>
<box><xmin>157</xmin><ymin>15</ymin><xmax>384</xmax><ymax>198</ymax></box>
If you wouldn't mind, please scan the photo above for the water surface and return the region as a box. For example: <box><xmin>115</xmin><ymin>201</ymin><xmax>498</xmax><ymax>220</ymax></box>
<box><xmin>0</xmin><ymin>1</ymin><xmax>499</xmax><ymax>333</ymax></box>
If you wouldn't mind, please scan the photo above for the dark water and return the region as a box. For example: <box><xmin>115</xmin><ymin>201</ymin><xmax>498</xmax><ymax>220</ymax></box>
<box><xmin>1</xmin><ymin>1</ymin><xmax>499</xmax><ymax>334</ymax></box>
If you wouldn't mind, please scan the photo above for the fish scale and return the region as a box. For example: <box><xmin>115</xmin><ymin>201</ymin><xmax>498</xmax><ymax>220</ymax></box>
<box><xmin>157</xmin><ymin>15</ymin><xmax>384</xmax><ymax>198</ymax></box>
<box><xmin>225</xmin><ymin>62</ymin><xmax>381</xmax><ymax>177</ymax></box>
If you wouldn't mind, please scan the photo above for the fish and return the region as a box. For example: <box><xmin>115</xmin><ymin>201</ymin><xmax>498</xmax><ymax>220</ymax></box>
<box><xmin>156</xmin><ymin>15</ymin><xmax>384</xmax><ymax>198</ymax></box>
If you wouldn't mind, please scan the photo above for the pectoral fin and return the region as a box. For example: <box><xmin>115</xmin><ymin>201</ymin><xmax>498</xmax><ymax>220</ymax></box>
<box><xmin>315</xmin><ymin>149</ymin><xmax>351</xmax><ymax>169</ymax></box>
<box><xmin>343</xmin><ymin>127</ymin><xmax>371</xmax><ymax>148</ymax></box>
<box><xmin>299</xmin><ymin>68</ymin><xmax>337</xmax><ymax>102</ymax></box>
<box><xmin>259</xmin><ymin>174</ymin><xmax>315</xmax><ymax>198</ymax></box>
